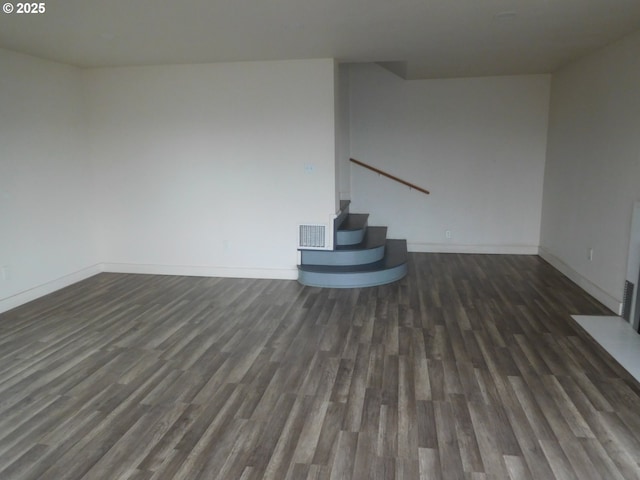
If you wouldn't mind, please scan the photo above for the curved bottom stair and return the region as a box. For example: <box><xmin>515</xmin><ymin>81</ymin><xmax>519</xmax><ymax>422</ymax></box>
<box><xmin>297</xmin><ymin>203</ymin><xmax>408</xmax><ymax>288</ymax></box>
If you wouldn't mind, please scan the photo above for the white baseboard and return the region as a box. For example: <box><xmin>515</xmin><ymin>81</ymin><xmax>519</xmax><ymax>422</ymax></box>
<box><xmin>0</xmin><ymin>262</ymin><xmax>299</xmax><ymax>315</ymax></box>
<box><xmin>0</xmin><ymin>264</ymin><xmax>103</xmax><ymax>314</ymax></box>
<box><xmin>1</xmin><ymin>253</ymin><xmax>619</xmax><ymax>317</ymax></box>
<box><xmin>408</xmin><ymin>243</ymin><xmax>539</xmax><ymax>255</ymax></box>
<box><xmin>101</xmin><ymin>263</ymin><xmax>299</xmax><ymax>281</ymax></box>
<box><xmin>539</xmin><ymin>247</ymin><xmax>623</xmax><ymax>315</ymax></box>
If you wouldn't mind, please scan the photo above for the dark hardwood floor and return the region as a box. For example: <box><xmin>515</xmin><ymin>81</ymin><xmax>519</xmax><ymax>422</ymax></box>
<box><xmin>0</xmin><ymin>253</ymin><xmax>639</xmax><ymax>479</ymax></box>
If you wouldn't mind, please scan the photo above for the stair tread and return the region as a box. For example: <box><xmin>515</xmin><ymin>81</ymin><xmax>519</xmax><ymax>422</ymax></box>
<box><xmin>335</xmin><ymin>226</ymin><xmax>387</xmax><ymax>251</ymax></box>
<box><xmin>338</xmin><ymin>213</ymin><xmax>368</xmax><ymax>232</ymax></box>
<box><xmin>298</xmin><ymin>239</ymin><xmax>407</xmax><ymax>274</ymax></box>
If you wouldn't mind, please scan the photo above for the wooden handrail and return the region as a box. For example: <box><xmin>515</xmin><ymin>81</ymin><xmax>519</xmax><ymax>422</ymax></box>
<box><xmin>350</xmin><ymin>158</ymin><xmax>430</xmax><ymax>195</ymax></box>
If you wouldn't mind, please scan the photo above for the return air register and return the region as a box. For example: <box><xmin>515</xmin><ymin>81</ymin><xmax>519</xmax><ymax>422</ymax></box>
<box><xmin>298</xmin><ymin>224</ymin><xmax>328</xmax><ymax>249</ymax></box>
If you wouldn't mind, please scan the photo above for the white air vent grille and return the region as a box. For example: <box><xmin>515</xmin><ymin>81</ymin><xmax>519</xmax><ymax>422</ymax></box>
<box><xmin>299</xmin><ymin>224</ymin><xmax>326</xmax><ymax>249</ymax></box>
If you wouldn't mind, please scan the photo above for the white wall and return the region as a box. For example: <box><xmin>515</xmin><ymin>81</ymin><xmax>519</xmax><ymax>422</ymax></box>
<box><xmin>349</xmin><ymin>64</ymin><xmax>550</xmax><ymax>254</ymax></box>
<box><xmin>0</xmin><ymin>49</ymin><xmax>99</xmax><ymax>313</ymax></box>
<box><xmin>335</xmin><ymin>62</ymin><xmax>351</xmax><ymax>208</ymax></box>
<box><xmin>85</xmin><ymin>59</ymin><xmax>336</xmax><ymax>278</ymax></box>
<box><xmin>540</xmin><ymin>31</ymin><xmax>640</xmax><ymax>314</ymax></box>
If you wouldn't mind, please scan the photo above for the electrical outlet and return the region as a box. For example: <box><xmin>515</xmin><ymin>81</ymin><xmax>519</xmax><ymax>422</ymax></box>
<box><xmin>445</xmin><ymin>230</ymin><xmax>452</xmax><ymax>240</ymax></box>
<box><xmin>1</xmin><ymin>265</ymin><xmax>9</xmax><ymax>281</ymax></box>
<box><xmin>587</xmin><ymin>248</ymin><xmax>594</xmax><ymax>261</ymax></box>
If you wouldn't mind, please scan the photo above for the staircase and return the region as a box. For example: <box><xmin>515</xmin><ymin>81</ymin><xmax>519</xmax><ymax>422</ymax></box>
<box><xmin>297</xmin><ymin>201</ymin><xmax>408</xmax><ymax>288</ymax></box>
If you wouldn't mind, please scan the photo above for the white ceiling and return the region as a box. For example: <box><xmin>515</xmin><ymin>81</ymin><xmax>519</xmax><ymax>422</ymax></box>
<box><xmin>1</xmin><ymin>0</ymin><xmax>639</xmax><ymax>78</ymax></box>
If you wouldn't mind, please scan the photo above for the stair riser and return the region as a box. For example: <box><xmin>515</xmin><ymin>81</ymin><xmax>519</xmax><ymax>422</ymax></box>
<box><xmin>336</xmin><ymin>228</ymin><xmax>366</xmax><ymax>246</ymax></box>
<box><xmin>298</xmin><ymin>263</ymin><xmax>407</xmax><ymax>288</ymax></box>
<box><xmin>300</xmin><ymin>245</ymin><xmax>385</xmax><ymax>266</ymax></box>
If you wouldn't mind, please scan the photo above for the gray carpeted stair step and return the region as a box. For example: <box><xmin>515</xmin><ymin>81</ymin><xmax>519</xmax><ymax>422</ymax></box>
<box><xmin>300</xmin><ymin>226</ymin><xmax>387</xmax><ymax>266</ymax></box>
<box><xmin>298</xmin><ymin>239</ymin><xmax>408</xmax><ymax>288</ymax></box>
<box><xmin>336</xmin><ymin>213</ymin><xmax>368</xmax><ymax>246</ymax></box>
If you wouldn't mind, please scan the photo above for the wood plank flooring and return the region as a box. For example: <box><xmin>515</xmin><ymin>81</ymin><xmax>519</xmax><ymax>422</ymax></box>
<box><xmin>0</xmin><ymin>253</ymin><xmax>639</xmax><ymax>479</ymax></box>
